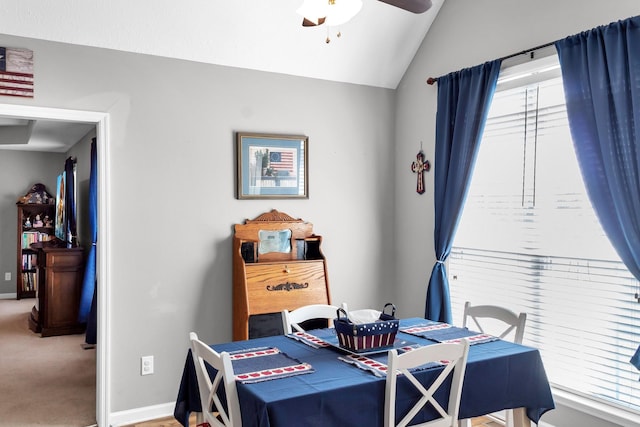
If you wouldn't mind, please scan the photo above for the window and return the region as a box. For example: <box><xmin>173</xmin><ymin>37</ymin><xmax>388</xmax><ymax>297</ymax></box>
<box><xmin>449</xmin><ymin>56</ymin><xmax>640</xmax><ymax>412</ymax></box>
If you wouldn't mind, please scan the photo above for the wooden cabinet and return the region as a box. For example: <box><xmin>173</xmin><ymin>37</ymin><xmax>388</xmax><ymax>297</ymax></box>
<box><xmin>233</xmin><ymin>210</ymin><xmax>331</xmax><ymax>340</ymax></box>
<box><xmin>16</xmin><ymin>202</ymin><xmax>55</xmax><ymax>299</ymax></box>
<box><xmin>28</xmin><ymin>246</ymin><xmax>85</xmax><ymax>337</ymax></box>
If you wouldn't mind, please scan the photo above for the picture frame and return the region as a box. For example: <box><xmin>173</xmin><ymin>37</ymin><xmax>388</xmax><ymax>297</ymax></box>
<box><xmin>236</xmin><ymin>132</ymin><xmax>309</xmax><ymax>199</ymax></box>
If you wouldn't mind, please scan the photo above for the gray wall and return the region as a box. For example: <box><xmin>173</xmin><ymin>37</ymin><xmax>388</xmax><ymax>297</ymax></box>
<box><xmin>395</xmin><ymin>1</ymin><xmax>640</xmax><ymax>426</ymax></box>
<box><xmin>0</xmin><ymin>0</ymin><xmax>638</xmax><ymax>424</ymax></box>
<box><xmin>0</xmin><ymin>33</ymin><xmax>397</xmax><ymax>415</ymax></box>
<box><xmin>0</xmin><ymin>151</ymin><xmax>65</xmax><ymax>294</ymax></box>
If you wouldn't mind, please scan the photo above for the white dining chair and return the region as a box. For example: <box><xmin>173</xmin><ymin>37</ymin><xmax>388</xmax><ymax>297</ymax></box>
<box><xmin>460</xmin><ymin>302</ymin><xmax>527</xmax><ymax>427</ymax></box>
<box><xmin>189</xmin><ymin>332</ymin><xmax>241</xmax><ymax>427</ymax></box>
<box><xmin>281</xmin><ymin>303</ymin><xmax>347</xmax><ymax>334</ymax></box>
<box><xmin>462</xmin><ymin>301</ymin><xmax>527</xmax><ymax>344</ymax></box>
<box><xmin>385</xmin><ymin>339</ymin><xmax>470</xmax><ymax>427</ymax></box>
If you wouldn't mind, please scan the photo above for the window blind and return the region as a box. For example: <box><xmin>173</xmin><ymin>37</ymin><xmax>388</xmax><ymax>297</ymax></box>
<box><xmin>449</xmin><ymin>61</ymin><xmax>640</xmax><ymax>412</ymax></box>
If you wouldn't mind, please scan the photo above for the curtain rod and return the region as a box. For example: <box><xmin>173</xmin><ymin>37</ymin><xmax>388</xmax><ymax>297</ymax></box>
<box><xmin>426</xmin><ymin>40</ymin><xmax>556</xmax><ymax>85</ymax></box>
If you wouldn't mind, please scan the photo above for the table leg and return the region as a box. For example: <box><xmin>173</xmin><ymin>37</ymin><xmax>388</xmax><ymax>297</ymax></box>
<box><xmin>513</xmin><ymin>408</ymin><xmax>531</xmax><ymax>427</ymax></box>
<box><xmin>195</xmin><ymin>411</ymin><xmax>204</xmax><ymax>426</ymax></box>
<box><xmin>458</xmin><ymin>419</ymin><xmax>472</xmax><ymax>427</ymax></box>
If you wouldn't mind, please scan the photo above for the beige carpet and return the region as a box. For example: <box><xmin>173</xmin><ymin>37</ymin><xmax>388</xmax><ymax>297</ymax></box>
<box><xmin>0</xmin><ymin>298</ymin><xmax>96</xmax><ymax>427</ymax></box>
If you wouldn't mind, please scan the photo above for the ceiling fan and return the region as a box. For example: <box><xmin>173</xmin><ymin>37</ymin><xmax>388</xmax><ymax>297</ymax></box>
<box><xmin>377</xmin><ymin>0</ymin><xmax>433</xmax><ymax>13</ymax></box>
<box><xmin>298</xmin><ymin>0</ymin><xmax>433</xmax><ymax>28</ymax></box>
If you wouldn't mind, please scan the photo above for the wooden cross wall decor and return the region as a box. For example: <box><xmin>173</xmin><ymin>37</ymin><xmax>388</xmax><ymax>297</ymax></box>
<box><xmin>411</xmin><ymin>150</ymin><xmax>430</xmax><ymax>194</ymax></box>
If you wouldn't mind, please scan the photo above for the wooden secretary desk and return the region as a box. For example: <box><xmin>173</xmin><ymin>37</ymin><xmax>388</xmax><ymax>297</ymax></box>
<box><xmin>232</xmin><ymin>210</ymin><xmax>331</xmax><ymax>340</ymax></box>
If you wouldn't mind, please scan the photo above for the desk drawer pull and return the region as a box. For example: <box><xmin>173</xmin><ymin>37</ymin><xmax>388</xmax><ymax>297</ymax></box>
<box><xmin>266</xmin><ymin>282</ymin><xmax>309</xmax><ymax>292</ymax></box>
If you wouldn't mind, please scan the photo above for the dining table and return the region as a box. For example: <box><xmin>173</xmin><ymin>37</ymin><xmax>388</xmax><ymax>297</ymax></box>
<box><xmin>174</xmin><ymin>317</ymin><xmax>555</xmax><ymax>427</ymax></box>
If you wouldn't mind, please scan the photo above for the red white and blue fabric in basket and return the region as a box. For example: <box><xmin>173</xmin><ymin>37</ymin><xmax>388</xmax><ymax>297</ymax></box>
<box><xmin>229</xmin><ymin>347</ymin><xmax>314</xmax><ymax>383</ymax></box>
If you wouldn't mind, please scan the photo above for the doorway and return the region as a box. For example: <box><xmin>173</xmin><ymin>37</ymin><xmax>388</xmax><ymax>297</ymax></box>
<box><xmin>0</xmin><ymin>103</ymin><xmax>110</xmax><ymax>427</ymax></box>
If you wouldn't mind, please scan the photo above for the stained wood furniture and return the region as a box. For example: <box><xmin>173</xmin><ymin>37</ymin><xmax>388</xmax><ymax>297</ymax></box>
<box><xmin>232</xmin><ymin>210</ymin><xmax>331</xmax><ymax>340</ymax></box>
<box><xmin>28</xmin><ymin>245</ymin><xmax>85</xmax><ymax>337</ymax></box>
<box><xmin>16</xmin><ymin>202</ymin><xmax>55</xmax><ymax>299</ymax></box>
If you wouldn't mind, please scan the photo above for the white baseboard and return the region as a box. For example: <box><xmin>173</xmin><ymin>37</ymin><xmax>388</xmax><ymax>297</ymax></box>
<box><xmin>0</xmin><ymin>293</ymin><xmax>17</xmax><ymax>300</ymax></box>
<box><xmin>109</xmin><ymin>402</ymin><xmax>176</xmax><ymax>427</ymax></box>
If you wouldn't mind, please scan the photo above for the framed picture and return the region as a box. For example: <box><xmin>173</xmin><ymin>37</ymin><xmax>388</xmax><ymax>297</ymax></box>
<box><xmin>236</xmin><ymin>132</ymin><xmax>309</xmax><ymax>199</ymax></box>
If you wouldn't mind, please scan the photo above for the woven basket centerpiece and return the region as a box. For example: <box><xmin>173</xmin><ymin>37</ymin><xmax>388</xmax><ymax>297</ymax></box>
<box><xmin>334</xmin><ymin>304</ymin><xmax>399</xmax><ymax>352</ymax></box>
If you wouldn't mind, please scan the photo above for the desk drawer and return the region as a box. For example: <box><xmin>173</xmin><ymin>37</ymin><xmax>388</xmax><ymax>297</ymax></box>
<box><xmin>244</xmin><ymin>261</ymin><xmax>329</xmax><ymax>314</ymax></box>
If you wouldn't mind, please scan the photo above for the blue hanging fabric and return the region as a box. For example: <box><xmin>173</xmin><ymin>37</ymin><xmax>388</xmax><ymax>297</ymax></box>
<box><xmin>632</xmin><ymin>347</ymin><xmax>640</xmax><ymax>371</ymax></box>
<box><xmin>79</xmin><ymin>138</ymin><xmax>97</xmax><ymax>344</ymax></box>
<box><xmin>426</xmin><ymin>60</ymin><xmax>501</xmax><ymax>323</ymax></box>
<box><xmin>555</xmin><ymin>16</ymin><xmax>640</xmax><ymax>370</ymax></box>
<box><xmin>64</xmin><ymin>156</ymin><xmax>77</xmax><ymax>247</ymax></box>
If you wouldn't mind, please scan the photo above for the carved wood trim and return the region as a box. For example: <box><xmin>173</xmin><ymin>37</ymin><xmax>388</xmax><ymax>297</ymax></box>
<box><xmin>246</xmin><ymin>209</ymin><xmax>303</xmax><ymax>224</ymax></box>
<box><xmin>266</xmin><ymin>282</ymin><xmax>310</xmax><ymax>292</ymax></box>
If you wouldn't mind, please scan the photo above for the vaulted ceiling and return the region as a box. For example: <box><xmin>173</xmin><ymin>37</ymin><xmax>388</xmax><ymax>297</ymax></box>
<box><xmin>0</xmin><ymin>0</ymin><xmax>444</xmax><ymax>89</ymax></box>
<box><xmin>0</xmin><ymin>0</ymin><xmax>445</xmax><ymax>151</ymax></box>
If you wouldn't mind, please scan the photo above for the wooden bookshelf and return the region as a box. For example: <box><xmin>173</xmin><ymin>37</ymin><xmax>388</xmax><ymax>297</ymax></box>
<box><xmin>16</xmin><ymin>202</ymin><xmax>55</xmax><ymax>299</ymax></box>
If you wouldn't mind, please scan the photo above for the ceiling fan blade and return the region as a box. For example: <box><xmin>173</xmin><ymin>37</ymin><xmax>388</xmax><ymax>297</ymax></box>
<box><xmin>302</xmin><ymin>16</ymin><xmax>326</xmax><ymax>27</ymax></box>
<box><xmin>377</xmin><ymin>0</ymin><xmax>432</xmax><ymax>13</ymax></box>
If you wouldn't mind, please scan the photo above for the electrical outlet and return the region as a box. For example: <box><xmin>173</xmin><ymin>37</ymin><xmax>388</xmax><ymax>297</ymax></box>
<box><xmin>4</xmin><ymin>272</ymin><xmax>10</xmax><ymax>281</ymax></box>
<box><xmin>141</xmin><ymin>355</ymin><xmax>154</xmax><ymax>376</ymax></box>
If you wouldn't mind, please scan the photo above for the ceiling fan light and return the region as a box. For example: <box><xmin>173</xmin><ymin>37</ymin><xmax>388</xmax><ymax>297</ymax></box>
<box><xmin>324</xmin><ymin>0</ymin><xmax>363</xmax><ymax>26</ymax></box>
<box><xmin>296</xmin><ymin>0</ymin><xmax>328</xmax><ymax>19</ymax></box>
<box><xmin>297</xmin><ymin>0</ymin><xmax>362</xmax><ymax>28</ymax></box>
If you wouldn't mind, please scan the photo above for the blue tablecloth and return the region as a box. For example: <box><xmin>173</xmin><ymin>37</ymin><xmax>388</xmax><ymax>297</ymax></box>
<box><xmin>174</xmin><ymin>318</ymin><xmax>554</xmax><ymax>427</ymax></box>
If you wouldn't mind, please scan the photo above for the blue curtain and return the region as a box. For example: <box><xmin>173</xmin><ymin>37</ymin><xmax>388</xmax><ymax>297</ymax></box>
<box><xmin>80</xmin><ymin>138</ymin><xmax>97</xmax><ymax>345</ymax></box>
<box><xmin>426</xmin><ymin>60</ymin><xmax>501</xmax><ymax>322</ymax></box>
<box><xmin>555</xmin><ymin>16</ymin><xmax>640</xmax><ymax>368</ymax></box>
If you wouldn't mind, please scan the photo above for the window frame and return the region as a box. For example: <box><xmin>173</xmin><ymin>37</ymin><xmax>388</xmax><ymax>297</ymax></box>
<box><xmin>447</xmin><ymin>53</ymin><xmax>640</xmax><ymax>423</ymax></box>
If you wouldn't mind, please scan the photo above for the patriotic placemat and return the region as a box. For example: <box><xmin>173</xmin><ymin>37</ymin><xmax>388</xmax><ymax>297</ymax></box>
<box><xmin>229</xmin><ymin>347</ymin><xmax>314</xmax><ymax>383</ymax></box>
<box><xmin>400</xmin><ymin>322</ymin><xmax>453</xmax><ymax>335</ymax></box>
<box><xmin>442</xmin><ymin>333</ymin><xmax>497</xmax><ymax>345</ymax></box>
<box><xmin>338</xmin><ymin>344</ymin><xmax>439</xmax><ymax>377</ymax></box>
<box><xmin>400</xmin><ymin>323</ymin><xmax>498</xmax><ymax>345</ymax></box>
<box><xmin>286</xmin><ymin>331</ymin><xmax>331</xmax><ymax>348</ymax></box>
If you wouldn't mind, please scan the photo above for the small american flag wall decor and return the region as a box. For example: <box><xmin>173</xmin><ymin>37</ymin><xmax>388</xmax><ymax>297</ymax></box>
<box><xmin>0</xmin><ymin>47</ymin><xmax>34</xmax><ymax>98</ymax></box>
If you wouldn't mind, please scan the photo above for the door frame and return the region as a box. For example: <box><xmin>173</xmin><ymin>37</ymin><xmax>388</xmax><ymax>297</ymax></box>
<box><xmin>0</xmin><ymin>103</ymin><xmax>111</xmax><ymax>427</ymax></box>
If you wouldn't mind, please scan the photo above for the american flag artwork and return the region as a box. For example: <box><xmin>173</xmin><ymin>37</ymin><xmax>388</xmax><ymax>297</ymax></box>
<box><xmin>238</xmin><ymin>133</ymin><xmax>307</xmax><ymax>198</ymax></box>
<box><xmin>269</xmin><ymin>150</ymin><xmax>295</xmax><ymax>174</ymax></box>
<box><xmin>0</xmin><ymin>48</ymin><xmax>34</xmax><ymax>98</ymax></box>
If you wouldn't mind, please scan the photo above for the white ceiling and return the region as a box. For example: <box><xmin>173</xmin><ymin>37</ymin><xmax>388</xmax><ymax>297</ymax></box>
<box><xmin>0</xmin><ymin>0</ymin><xmax>444</xmax><ymax>89</ymax></box>
<box><xmin>0</xmin><ymin>118</ymin><xmax>95</xmax><ymax>153</ymax></box>
<box><xmin>0</xmin><ymin>0</ymin><xmax>445</xmax><ymax>151</ymax></box>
